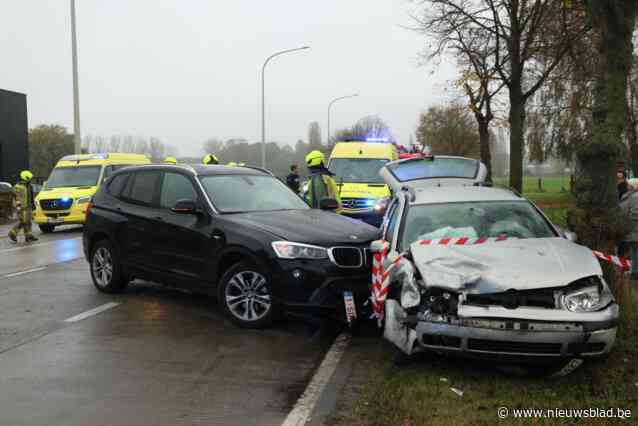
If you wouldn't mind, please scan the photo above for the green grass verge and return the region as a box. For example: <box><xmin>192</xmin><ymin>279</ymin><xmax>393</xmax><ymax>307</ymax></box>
<box><xmin>332</xmin><ymin>289</ymin><xmax>637</xmax><ymax>426</ymax></box>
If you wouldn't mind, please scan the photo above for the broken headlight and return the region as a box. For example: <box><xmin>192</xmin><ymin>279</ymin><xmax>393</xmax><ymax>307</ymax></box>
<box><xmin>560</xmin><ymin>276</ymin><xmax>613</xmax><ymax>313</ymax></box>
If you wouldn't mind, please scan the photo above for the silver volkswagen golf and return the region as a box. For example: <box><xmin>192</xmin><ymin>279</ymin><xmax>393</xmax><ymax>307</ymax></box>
<box><xmin>373</xmin><ymin>156</ymin><xmax>618</xmax><ymax>373</ymax></box>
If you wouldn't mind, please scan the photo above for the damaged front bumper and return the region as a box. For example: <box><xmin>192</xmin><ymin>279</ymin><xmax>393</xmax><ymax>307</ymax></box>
<box><xmin>385</xmin><ymin>299</ymin><xmax>618</xmax><ymax>360</ymax></box>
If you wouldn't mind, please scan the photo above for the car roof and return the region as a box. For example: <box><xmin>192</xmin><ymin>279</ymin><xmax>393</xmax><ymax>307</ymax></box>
<box><xmin>113</xmin><ymin>164</ymin><xmax>271</xmax><ymax>177</ymax></box>
<box><xmin>409</xmin><ymin>186</ymin><xmax>523</xmax><ymax>205</ymax></box>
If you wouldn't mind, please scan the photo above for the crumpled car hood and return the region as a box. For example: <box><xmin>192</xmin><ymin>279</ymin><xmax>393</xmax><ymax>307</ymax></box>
<box><xmin>409</xmin><ymin>237</ymin><xmax>601</xmax><ymax>293</ymax></box>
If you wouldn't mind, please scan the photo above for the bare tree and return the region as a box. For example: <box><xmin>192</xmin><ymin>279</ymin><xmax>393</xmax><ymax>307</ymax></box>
<box><xmin>202</xmin><ymin>138</ymin><xmax>224</xmax><ymax>155</ymax></box>
<box><xmin>307</xmin><ymin>122</ymin><xmax>323</xmax><ymax>149</ymax></box>
<box><xmin>134</xmin><ymin>137</ymin><xmax>148</xmax><ymax>155</ymax></box>
<box><xmin>122</xmin><ymin>135</ymin><xmax>135</xmax><ymax>153</ymax></box>
<box><xmin>109</xmin><ymin>135</ymin><xmax>121</xmax><ymax>152</ymax></box>
<box><xmin>413</xmin><ymin>0</ymin><xmax>586</xmax><ymax>192</ymax></box>
<box><xmin>149</xmin><ymin>137</ymin><xmax>166</xmax><ymax>162</ymax></box>
<box><xmin>93</xmin><ymin>136</ymin><xmax>106</xmax><ymax>153</ymax></box>
<box><xmin>416</xmin><ymin>103</ymin><xmax>480</xmax><ymax>158</ymax></box>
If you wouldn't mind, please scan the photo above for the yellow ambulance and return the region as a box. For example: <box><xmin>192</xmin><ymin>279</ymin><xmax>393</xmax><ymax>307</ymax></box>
<box><xmin>327</xmin><ymin>141</ymin><xmax>398</xmax><ymax>227</ymax></box>
<box><xmin>34</xmin><ymin>153</ymin><xmax>150</xmax><ymax>232</ymax></box>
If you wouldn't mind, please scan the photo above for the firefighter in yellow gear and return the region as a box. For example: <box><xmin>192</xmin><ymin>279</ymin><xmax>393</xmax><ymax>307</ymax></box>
<box><xmin>304</xmin><ymin>150</ymin><xmax>341</xmax><ymax>212</ymax></box>
<box><xmin>8</xmin><ymin>170</ymin><xmax>38</xmax><ymax>243</ymax></box>
<box><xmin>202</xmin><ymin>154</ymin><xmax>219</xmax><ymax>165</ymax></box>
<box><xmin>164</xmin><ymin>156</ymin><xmax>177</xmax><ymax>164</ymax></box>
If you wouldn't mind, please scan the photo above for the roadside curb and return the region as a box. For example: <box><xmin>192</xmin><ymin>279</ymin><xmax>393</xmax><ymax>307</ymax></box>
<box><xmin>282</xmin><ymin>332</ymin><xmax>353</xmax><ymax>426</ymax></box>
<box><xmin>305</xmin><ymin>335</ymin><xmax>356</xmax><ymax>426</ymax></box>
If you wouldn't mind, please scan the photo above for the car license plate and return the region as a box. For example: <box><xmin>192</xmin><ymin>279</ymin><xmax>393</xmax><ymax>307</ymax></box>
<box><xmin>47</xmin><ymin>218</ymin><xmax>64</xmax><ymax>224</ymax></box>
<box><xmin>343</xmin><ymin>291</ymin><xmax>357</xmax><ymax>324</ymax></box>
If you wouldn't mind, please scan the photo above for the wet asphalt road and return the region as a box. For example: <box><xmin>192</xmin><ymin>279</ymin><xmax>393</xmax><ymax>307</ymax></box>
<box><xmin>0</xmin><ymin>226</ymin><xmax>332</xmax><ymax>426</ymax></box>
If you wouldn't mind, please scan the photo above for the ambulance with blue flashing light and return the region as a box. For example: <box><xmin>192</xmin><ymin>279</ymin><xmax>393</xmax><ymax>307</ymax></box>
<box><xmin>326</xmin><ymin>138</ymin><xmax>398</xmax><ymax>227</ymax></box>
<box><xmin>34</xmin><ymin>153</ymin><xmax>150</xmax><ymax>233</ymax></box>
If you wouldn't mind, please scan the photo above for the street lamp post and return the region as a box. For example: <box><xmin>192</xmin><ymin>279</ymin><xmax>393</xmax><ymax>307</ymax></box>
<box><xmin>70</xmin><ymin>0</ymin><xmax>82</xmax><ymax>154</ymax></box>
<box><xmin>261</xmin><ymin>46</ymin><xmax>310</xmax><ymax>169</ymax></box>
<box><xmin>327</xmin><ymin>94</ymin><xmax>359</xmax><ymax>145</ymax></box>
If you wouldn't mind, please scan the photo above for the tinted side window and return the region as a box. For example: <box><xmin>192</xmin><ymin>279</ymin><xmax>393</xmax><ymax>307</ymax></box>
<box><xmin>122</xmin><ymin>171</ymin><xmax>160</xmax><ymax>206</ymax></box>
<box><xmin>108</xmin><ymin>173</ymin><xmax>129</xmax><ymax>197</ymax></box>
<box><xmin>160</xmin><ymin>173</ymin><xmax>197</xmax><ymax>209</ymax></box>
<box><xmin>103</xmin><ymin>165</ymin><xmax>131</xmax><ymax>181</ymax></box>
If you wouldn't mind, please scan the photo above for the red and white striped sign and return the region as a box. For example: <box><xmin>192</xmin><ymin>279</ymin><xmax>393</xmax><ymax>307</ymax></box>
<box><xmin>592</xmin><ymin>250</ymin><xmax>632</xmax><ymax>271</ymax></box>
<box><xmin>419</xmin><ymin>235</ymin><xmax>515</xmax><ymax>246</ymax></box>
<box><xmin>371</xmin><ymin>241</ymin><xmax>390</xmax><ymax>326</ymax></box>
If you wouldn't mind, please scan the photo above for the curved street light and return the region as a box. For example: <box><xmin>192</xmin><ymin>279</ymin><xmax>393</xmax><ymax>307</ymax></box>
<box><xmin>327</xmin><ymin>94</ymin><xmax>359</xmax><ymax>145</ymax></box>
<box><xmin>261</xmin><ymin>46</ymin><xmax>310</xmax><ymax>168</ymax></box>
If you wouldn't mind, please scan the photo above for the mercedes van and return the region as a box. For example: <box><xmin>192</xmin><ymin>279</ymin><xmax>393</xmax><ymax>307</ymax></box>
<box><xmin>327</xmin><ymin>141</ymin><xmax>398</xmax><ymax>227</ymax></box>
<box><xmin>34</xmin><ymin>153</ymin><xmax>150</xmax><ymax>232</ymax></box>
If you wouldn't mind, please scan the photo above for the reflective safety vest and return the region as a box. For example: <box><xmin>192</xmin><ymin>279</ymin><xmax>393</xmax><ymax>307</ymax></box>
<box><xmin>13</xmin><ymin>181</ymin><xmax>34</xmax><ymax>211</ymax></box>
<box><xmin>307</xmin><ymin>172</ymin><xmax>341</xmax><ymax>212</ymax></box>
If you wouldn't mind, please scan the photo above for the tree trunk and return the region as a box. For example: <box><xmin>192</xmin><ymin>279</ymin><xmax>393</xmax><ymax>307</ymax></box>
<box><xmin>508</xmin><ymin>86</ymin><xmax>526</xmax><ymax>193</ymax></box>
<box><xmin>477</xmin><ymin>118</ymin><xmax>493</xmax><ymax>183</ymax></box>
<box><xmin>572</xmin><ymin>1</ymin><xmax>638</xmax><ymax>257</ymax></box>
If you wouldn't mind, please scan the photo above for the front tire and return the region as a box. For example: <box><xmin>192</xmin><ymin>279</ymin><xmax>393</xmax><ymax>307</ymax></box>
<box><xmin>39</xmin><ymin>224</ymin><xmax>55</xmax><ymax>233</ymax></box>
<box><xmin>218</xmin><ymin>261</ymin><xmax>277</xmax><ymax>328</ymax></box>
<box><xmin>90</xmin><ymin>239</ymin><xmax>128</xmax><ymax>293</ymax></box>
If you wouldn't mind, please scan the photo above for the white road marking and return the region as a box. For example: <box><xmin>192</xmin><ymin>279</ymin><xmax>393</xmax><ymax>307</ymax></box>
<box><xmin>282</xmin><ymin>332</ymin><xmax>351</xmax><ymax>426</ymax></box>
<box><xmin>64</xmin><ymin>302</ymin><xmax>120</xmax><ymax>323</ymax></box>
<box><xmin>0</xmin><ymin>237</ymin><xmax>82</xmax><ymax>253</ymax></box>
<box><xmin>3</xmin><ymin>267</ymin><xmax>47</xmax><ymax>278</ymax></box>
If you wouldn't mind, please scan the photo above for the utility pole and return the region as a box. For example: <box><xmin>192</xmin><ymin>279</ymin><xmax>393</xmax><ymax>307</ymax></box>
<box><xmin>71</xmin><ymin>0</ymin><xmax>82</xmax><ymax>154</ymax></box>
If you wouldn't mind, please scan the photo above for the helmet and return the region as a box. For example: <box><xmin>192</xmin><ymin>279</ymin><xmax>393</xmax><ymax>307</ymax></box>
<box><xmin>20</xmin><ymin>170</ymin><xmax>33</xmax><ymax>181</ymax></box>
<box><xmin>305</xmin><ymin>150</ymin><xmax>325</xmax><ymax>167</ymax></box>
<box><xmin>227</xmin><ymin>162</ymin><xmax>237</xmax><ymax>167</ymax></box>
<box><xmin>164</xmin><ymin>156</ymin><xmax>177</xmax><ymax>164</ymax></box>
<box><xmin>203</xmin><ymin>154</ymin><xmax>219</xmax><ymax>165</ymax></box>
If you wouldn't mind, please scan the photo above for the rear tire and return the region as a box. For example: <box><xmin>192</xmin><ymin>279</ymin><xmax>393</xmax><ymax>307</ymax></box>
<box><xmin>90</xmin><ymin>239</ymin><xmax>128</xmax><ymax>293</ymax></box>
<box><xmin>218</xmin><ymin>261</ymin><xmax>277</xmax><ymax>329</ymax></box>
<box><xmin>39</xmin><ymin>224</ymin><xmax>55</xmax><ymax>233</ymax></box>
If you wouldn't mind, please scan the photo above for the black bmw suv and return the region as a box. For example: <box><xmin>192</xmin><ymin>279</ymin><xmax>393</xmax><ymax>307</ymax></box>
<box><xmin>83</xmin><ymin>164</ymin><xmax>379</xmax><ymax>328</ymax></box>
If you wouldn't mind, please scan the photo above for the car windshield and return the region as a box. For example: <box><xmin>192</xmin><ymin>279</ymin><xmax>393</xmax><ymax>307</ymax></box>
<box><xmin>388</xmin><ymin>157</ymin><xmax>478</xmax><ymax>182</ymax></box>
<box><xmin>199</xmin><ymin>174</ymin><xmax>310</xmax><ymax>213</ymax></box>
<box><xmin>46</xmin><ymin>166</ymin><xmax>102</xmax><ymax>188</ymax></box>
<box><xmin>328</xmin><ymin>158</ymin><xmax>387</xmax><ymax>184</ymax></box>
<box><xmin>401</xmin><ymin>200</ymin><xmax>556</xmax><ymax>249</ymax></box>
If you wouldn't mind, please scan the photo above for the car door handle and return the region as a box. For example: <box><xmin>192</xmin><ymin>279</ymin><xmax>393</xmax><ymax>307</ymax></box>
<box><xmin>154</xmin><ymin>216</ymin><xmax>164</xmax><ymax>222</ymax></box>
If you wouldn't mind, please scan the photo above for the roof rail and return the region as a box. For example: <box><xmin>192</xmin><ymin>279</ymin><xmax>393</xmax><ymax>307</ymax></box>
<box><xmin>241</xmin><ymin>166</ymin><xmax>274</xmax><ymax>176</ymax></box>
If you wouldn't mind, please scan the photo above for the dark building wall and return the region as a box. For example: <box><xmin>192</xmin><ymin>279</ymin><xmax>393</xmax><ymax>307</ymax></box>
<box><xmin>0</xmin><ymin>89</ymin><xmax>28</xmax><ymax>184</ymax></box>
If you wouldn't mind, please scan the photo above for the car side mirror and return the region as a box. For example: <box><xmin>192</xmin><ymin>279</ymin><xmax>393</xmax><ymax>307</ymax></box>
<box><xmin>319</xmin><ymin>197</ymin><xmax>339</xmax><ymax>211</ymax></box>
<box><xmin>564</xmin><ymin>231</ymin><xmax>577</xmax><ymax>242</ymax></box>
<box><xmin>171</xmin><ymin>199</ymin><xmax>199</xmax><ymax>214</ymax></box>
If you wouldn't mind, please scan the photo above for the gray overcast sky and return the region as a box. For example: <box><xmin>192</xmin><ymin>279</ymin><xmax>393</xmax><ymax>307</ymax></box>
<box><xmin>1</xmin><ymin>0</ymin><xmax>455</xmax><ymax>156</ymax></box>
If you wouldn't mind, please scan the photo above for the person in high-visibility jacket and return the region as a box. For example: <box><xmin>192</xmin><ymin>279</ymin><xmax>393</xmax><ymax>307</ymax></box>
<box><xmin>305</xmin><ymin>150</ymin><xmax>341</xmax><ymax>212</ymax></box>
<box><xmin>164</xmin><ymin>156</ymin><xmax>177</xmax><ymax>164</ymax></box>
<box><xmin>8</xmin><ymin>170</ymin><xmax>38</xmax><ymax>243</ymax></box>
<box><xmin>202</xmin><ymin>154</ymin><xmax>219</xmax><ymax>165</ymax></box>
